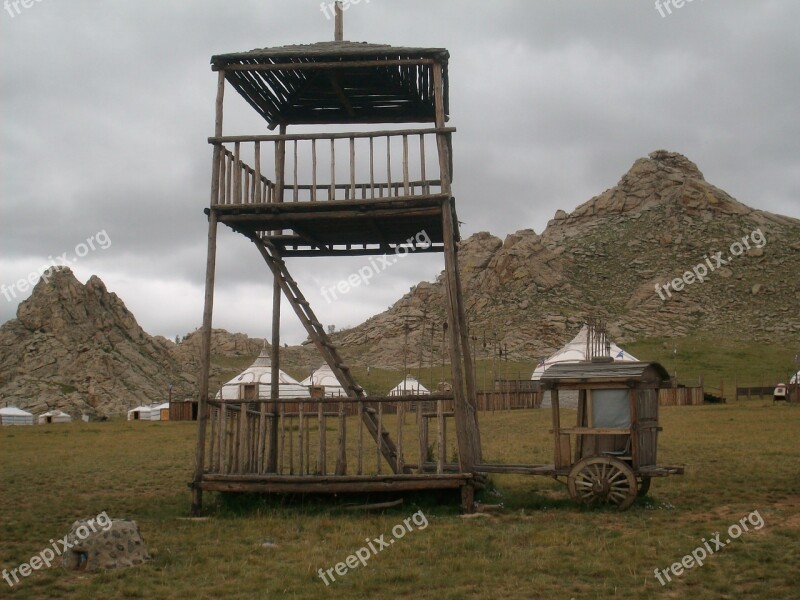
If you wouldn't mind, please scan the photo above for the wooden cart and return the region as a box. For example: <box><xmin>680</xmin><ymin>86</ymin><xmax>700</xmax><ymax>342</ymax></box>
<box><xmin>477</xmin><ymin>360</ymin><xmax>684</xmax><ymax>510</ymax></box>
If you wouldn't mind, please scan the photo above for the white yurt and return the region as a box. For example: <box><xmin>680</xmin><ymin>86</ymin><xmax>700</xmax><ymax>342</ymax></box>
<box><xmin>389</xmin><ymin>375</ymin><xmax>431</xmax><ymax>396</ymax></box>
<box><xmin>790</xmin><ymin>371</ymin><xmax>799</xmax><ymax>385</ymax></box>
<box><xmin>531</xmin><ymin>324</ymin><xmax>638</xmax><ymax>381</ymax></box>
<box><xmin>217</xmin><ymin>348</ymin><xmax>310</xmax><ymax>401</ymax></box>
<box><xmin>0</xmin><ymin>406</ymin><xmax>34</xmax><ymax>426</ymax></box>
<box><xmin>300</xmin><ymin>364</ymin><xmax>347</xmax><ymax>397</ymax></box>
<box><xmin>127</xmin><ymin>405</ymin><xmax>153</xmax><ymax>421</ymax></box>
<box><xmin>38</xmin><ymin>410</ymin><xmax>72</xmax><ymax>424</ymax></box>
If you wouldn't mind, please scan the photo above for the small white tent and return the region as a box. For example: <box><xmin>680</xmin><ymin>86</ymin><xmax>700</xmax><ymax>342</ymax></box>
<box><xmin>301</xmin><ymin>365</ymin><xmax>347</xmax><ymax>397</ymax></box>
<box><xmin>531</xmin><ymin>324</ymin><xmax>638</xmax><ymax>381</ymax></box>
<box><xmin>38</xmin><ymin>410</ymin><xmax>72</xmax><ymax>424</ymax></box>
<box><xmin>791</xmin><ymin>371</ymin><xmax>799</xmax><ymax>385</ymax></box>
<box><xmin>389</xmin><ymin>375</ymin><xmax>430</xmax><ymax>396</ymax></box>
<box><xmin>0</xmin><ymin>406</ymin><xmax>34</xmax><ymax>426</ymax></box>
<box><xmin>217</xmin><ymin>349</ymin><xmax>310</xmax><ymax>401</ymax></box>
<box><xmin>127</xmin><ymin>406</ymin><xmax>153</xmax><ymax>421</ymax></box>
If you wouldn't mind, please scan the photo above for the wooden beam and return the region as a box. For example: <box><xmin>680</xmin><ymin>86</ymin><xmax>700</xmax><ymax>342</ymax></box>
<box><xmin>209</xmin><ymin>127</ymin><xmax>455</xmax><ymax>144</ymax></box>
<box><xmin>213</xmin><ymin>59</ymin><xmax>436</xmax><ymax>72</ymax></box>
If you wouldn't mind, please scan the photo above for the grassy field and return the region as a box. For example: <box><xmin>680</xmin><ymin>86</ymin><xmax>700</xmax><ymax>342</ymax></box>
<box><xmin>1</xmin><ymin>398</ymin><xmax>799</xmax><ymax>599</ymax></box>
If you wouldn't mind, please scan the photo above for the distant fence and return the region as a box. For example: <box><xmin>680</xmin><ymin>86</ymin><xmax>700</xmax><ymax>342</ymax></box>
<box><xmin>477</xmin><ymin>380</ymin><xmax>542</xmax><ymax>411</ymax></box>
<box><xmin>735</xmin><ymin>386</ymin><xmax>776</xmax><ymax>400</ymax></box>
<box><xmin>658</xmin><ymin>386</ymin><xmax>705</xmax><ymax>406</ymax></box>
<box><xmin>736</xmin><ymin>385</ymin><xmax>800</xmax><ymax>403</ymax></box>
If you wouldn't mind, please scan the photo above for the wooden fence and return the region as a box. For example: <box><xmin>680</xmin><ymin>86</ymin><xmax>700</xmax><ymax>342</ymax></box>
<box><xmin>657</xmin><ymin>386</ymin><xmax>705</xmax><ymax>406</ymax></box>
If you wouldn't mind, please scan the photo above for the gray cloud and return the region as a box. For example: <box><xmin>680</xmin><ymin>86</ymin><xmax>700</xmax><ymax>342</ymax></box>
<box><xmin>2</xmin><ymin>0</ymin><xmax>798</xmax><ymax>344</ymax></box>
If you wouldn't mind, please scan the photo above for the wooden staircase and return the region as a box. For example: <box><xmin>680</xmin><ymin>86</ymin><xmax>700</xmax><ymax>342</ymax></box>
<box><xmin>249</xmin><ymin>234</ymin><xmax>404</xmax><ymax>474</ymax></box>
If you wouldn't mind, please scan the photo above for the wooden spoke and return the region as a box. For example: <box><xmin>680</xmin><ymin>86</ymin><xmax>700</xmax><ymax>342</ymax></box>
<box><xmin>567</xmin><ymin>457</ymin><xmax>637</xmax><ymax>511</ymax></box>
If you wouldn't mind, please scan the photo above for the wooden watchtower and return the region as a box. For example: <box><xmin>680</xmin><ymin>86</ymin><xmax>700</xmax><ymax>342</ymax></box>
<box><xmin>191</xmin><ymin>10</ymin><xmax>482</xmax><ymax>513</ymax></box>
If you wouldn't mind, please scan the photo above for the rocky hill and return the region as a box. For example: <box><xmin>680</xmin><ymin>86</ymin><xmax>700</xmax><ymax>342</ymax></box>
<box><xmin>0</xmin><ymin>268</ymin><xmax>192</xmax><ymax>417</ymax></box>
<box><xmin>334</xmin><ymin>150</ymin><xmax>800</xmax><ymax>367</ymax></box>
<box><xmin>0</xmin><ymin>270</ymin><xmax>319</xmax><ymax>417</ymax></box>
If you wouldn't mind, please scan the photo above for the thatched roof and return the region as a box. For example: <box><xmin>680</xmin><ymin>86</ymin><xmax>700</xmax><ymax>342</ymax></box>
<box><xmin>211</xmin><ymin>41</ymin><xmax>450</xmax><ymax>128</ymax></box>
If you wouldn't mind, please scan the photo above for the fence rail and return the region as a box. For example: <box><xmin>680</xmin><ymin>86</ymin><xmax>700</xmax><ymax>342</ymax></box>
<box><xmin>210</xmin><ymin>127</ymin><xmax>454</xmax><ymax>206</ymax></box>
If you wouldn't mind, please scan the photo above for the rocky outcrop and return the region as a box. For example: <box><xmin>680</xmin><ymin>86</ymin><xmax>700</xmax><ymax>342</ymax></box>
<box><xmin>0</xmin><ymin>268</ymin><xmax>192</xmax><ymax>417</ymax></box>
<box><xmin>333</xmin><ymin>150</ymin><xmax>800</xmax><ymax>367</ymax></box>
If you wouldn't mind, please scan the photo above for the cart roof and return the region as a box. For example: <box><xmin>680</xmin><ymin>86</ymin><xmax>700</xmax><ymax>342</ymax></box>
<box><xmin>539</xmin><ymin>361</ymin><xmax>670</xmax><ymax>386</ymax></box>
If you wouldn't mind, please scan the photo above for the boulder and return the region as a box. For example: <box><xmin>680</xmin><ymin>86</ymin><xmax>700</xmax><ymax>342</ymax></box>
<box><xmin>61</xmin><ymin>515</ymin><xmax>150</xmax><ymax>572</ymax></box>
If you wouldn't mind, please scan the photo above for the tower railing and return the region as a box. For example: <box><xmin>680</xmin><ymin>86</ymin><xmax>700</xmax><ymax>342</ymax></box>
<box><xmin>209</xmin><ymin>127</ymin><xmax>455</xmax><ymax>206</ymax></box>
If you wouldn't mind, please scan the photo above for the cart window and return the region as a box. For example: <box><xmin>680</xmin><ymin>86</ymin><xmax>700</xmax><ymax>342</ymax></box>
<box><xmin>592</xmin><ymin>389</ymin><xmax>631</xmax><ymax>428</ymax></box>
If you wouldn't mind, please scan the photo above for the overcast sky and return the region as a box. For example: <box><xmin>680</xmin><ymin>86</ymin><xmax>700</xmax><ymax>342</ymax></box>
<box><xmin>2</xmin><ymin>0</ymin><xmax>798</xmax><ymax>345</ymax></box>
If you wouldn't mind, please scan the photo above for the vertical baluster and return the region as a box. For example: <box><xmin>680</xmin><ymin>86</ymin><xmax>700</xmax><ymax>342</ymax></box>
<box><xmin>208</xmin><ymin>405</ymin><xmax>217</xmax><ymax>472</ymax></box>
<box><xmin>369</xmin><ymin>137</ymin><xmax>375</xmax><ymax>199</ymax></box>
<box><xmin>357</xmin><ymin>400</ymin><xmax>364</xmax><ymax>475</ymax></box>
<box><xmin>219</xmin><ymin>403</ymin><xmax>227</xmax><ymax>474</ymax></box>
<box><xmin>249</xmin><ymin>169</ymin><xmax>255</xmax><ymax>204</ymax></box>
<box><xmin>376</xmin><ymin>402</ymin><xmax>383</xmax><ymax>474</ymax></box>
<box><xmin>417</xmin><ymin>400</ymin><xmax>426</xmax><ymax>472</ymax></box>
<box><xmin>233</xmin><ymin>142</ymin><xmax>241</xmax><ymax>204</ymax></box>
<box><xmin>336</xmin><ymin>401</ymin><xmax>346</xmax><ymax>475</ymax></box>
<box><xmin>317</xmin><ymin>398</ymin><xmax>326</xmax><ymax>474</ymax></box>
<box><xmin>437</xmin><ymin>397</ymin><xmax>444</xmax><ymax>474</ymax></box>
<box><xmin>420</xmin><ymin>134</ymin><xmax>428</xmax><ymax>195</ymax></box>
<box><xmin>402</xmin><ymin>134</ymin><xmax>410</xmax><ymax>196</ymax></box>
<box><xmin>225</xmin><ymin>151</ymin><xmax>233</xmax><ymax>205</ymax></box>
<box><xmin>254</xmin><ymin>142</ymin><xmax>262</xmax><ymax>203</ymax></box>
<box><xmin>386</xmin><ymin>135</ymin><xmax>392</xmax><ymax>197</ymax></box>
<box><xmin>217</xmin><ymin>151</ymin><xmax>225</xmax><ymax>206</ymax></box>
<box><xmin>293</xmin><ymin>140</ymin><xmax>299</xmax><ymax>202</ymax></box>
<box><xmin>227</xmin><ymin>407</ymin><xmax>234</xmax><ymax>474</ymax></box>
<box><xmin>311</xmin><ymin>139</ymin><xmax>317</xmax><ymax>202</ymax></box>
<box><xmin>288</xmin><ymin>415</ymin><xmax>294</xmax><ymax>475</ymax></box>
<box><xmin>349</xmin><ymin>137</ymin><xmax>356</xmax><ymax>200</ymax></box>
<box><xmin>239</xmin><ymin>402</ymin><xmax>248</xmax><ymax>472</ymax></box>
<box><xmin>397</xmin><ymin>400</ymin><xmax>405</xmax><ymax>473</ymax></box>
<box><xmin>305</xmin><ymin>409</ymin><xmax>310</xmax><ymax>475</ymax></box>
<box><xmin>330</xmin><ymin>139</ymin><xmax>335</xmax><ymax>201</ymax></box>
<box><xmin>298</xmin><ymin>401</ymin><xmax>305</xmax><ymax>475</ymax></box>
<box><xmin>278</xmin><ymin>404</ymin><xmax>285</xmax><ymax>474</ymax></box>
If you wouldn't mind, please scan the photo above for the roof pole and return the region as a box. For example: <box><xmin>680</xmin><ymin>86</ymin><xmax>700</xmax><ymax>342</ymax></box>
<box><xmin>334</xmin><ymin>1</ymin><xmax>343</xmax><ymax>41</ymax></box>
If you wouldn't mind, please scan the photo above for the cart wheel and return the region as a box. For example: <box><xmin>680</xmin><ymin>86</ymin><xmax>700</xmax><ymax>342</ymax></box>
<box><xmin>567</xmin><ymin>457</ymin><xmax>637</xmax><ymax>510</ymax></box>
<box><xmin>637</xmin><ymin>477</ymin><xmax>652</xmax><ymax>497</ymax></box>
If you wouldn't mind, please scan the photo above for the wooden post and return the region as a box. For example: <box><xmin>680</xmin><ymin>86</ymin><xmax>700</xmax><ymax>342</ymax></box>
<box><xmin>334</xmin><ymin>1</ymin><xmax>343</xmax><ymax>41</ymax></box>
<box><xmin>317</xmin><ymin>395</ymin><xmax>326</xmax><ymax>475</ymax></box>
<box><xmin>267</xmin><ymin>124</ymin><xmax>286</xmax><ymax>473</ymax></box>
<box><xmin>433</xmin><ymin>60</ymin><xmax>482</xmax><ymax>472</ymax></box>
<box><xmin>551</xmin><ymin>387</ymin><xmax>563</xmax><ymax>469</ymax></box>
<box><xmin>336</xmin><ymin>401</ymin><xmax>347</xmax><ymax>475</ymax></box>
<box><xmin>191</xmin><ymin>69</ymin><xmax>225</xmax><ymax>516</ymax></box>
